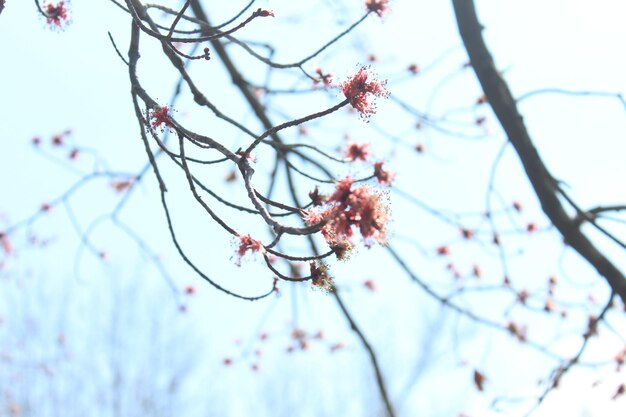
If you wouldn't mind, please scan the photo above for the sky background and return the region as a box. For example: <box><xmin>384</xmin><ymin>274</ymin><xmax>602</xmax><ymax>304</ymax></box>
<box><xmin>1</xmin><ymin>1</ymin><xmax>625</xmax><ymax>416</ymax></box>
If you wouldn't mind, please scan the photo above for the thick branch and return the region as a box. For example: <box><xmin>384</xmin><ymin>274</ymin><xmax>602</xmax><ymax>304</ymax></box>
<box><xmin>452</xmin><ymin>0</ymin><xmax>626</xmax><ymax>304</ymax></box>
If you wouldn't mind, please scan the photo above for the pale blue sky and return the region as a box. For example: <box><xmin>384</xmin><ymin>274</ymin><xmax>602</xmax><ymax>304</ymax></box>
<box><xmin>0</xmin><ymin>1</ymin><xmax>625</xmax><ymax>416</ymax></box>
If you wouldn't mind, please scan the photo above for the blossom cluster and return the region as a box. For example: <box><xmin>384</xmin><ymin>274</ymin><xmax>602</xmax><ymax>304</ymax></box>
<box><xmin>234</xmin><ymin>234</ymin><xmax>265</xmax><ymax>266</ymax></box>
<box><xmin>304</xmin><ymin>177</ymin><xmax>390</xmax><ymax>254</ymax></box>
<box><xmin>147</xmin><ymin>105</ymin><xmax>175</xmax><ymax>131</ymax></box>
<box><xmin>373</xmin><ymin>161</ymin><xmax>395</xmax><ymax>186</ymax></box>
<box><xmin>341</xmin><ymin>140</ymin><xmax>396</xmax><ymax>186</ymax></box>
<box><xmin>365</xmin><ymin>0</ymin><xmax>390</xmax><ymax>18</ymax></box>
<box><xmin>44</xmin><ymin>1</ymin><xmax>70</xmax><ymax>28</ymax></box>
<box><xmin>340</xmin><ymin>66</ymin><xmax>389</xmax><ymax>120</ymax></box>
<box><xmin>309</xmin><ymin>261</ymin><xmax>334</xmax><ymax>292</ymax></box>
<box><xmin>313</xmin><ymin>68</ymin><xmax>333</xmax><ymax>88</ymax></box>
<box><xmin>344</xmin><ymin>142</ymin><xmax>371</xmax><ymax>162</ymax></box>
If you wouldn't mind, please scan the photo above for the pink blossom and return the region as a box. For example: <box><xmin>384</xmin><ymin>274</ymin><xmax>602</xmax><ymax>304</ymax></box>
<box><xmin>303</xmin><ymin>206</ymin><xmax>335</xmax><ymax>226</ymax></box>
<box><xmin>348</xmin><ymin>185</ymin><xmax>389</xmax><ymax>243</ymax></box>
<box><xmin>373</xmin><ymin>161</ymin><xmax>395</xmax><ymax>185</ymax></box>
<box><xmin>313</xmin><ymin>68</ymin><xmax>333</xmax><ymax>88</ymax></box>
<box><xmin>308</xmin><ymin>186</ymin><xmax>326</xmax><ymax>206</ymax></box>
<box><xmin>365</xmin><ymin>0</ymin><xmax>390</xmax><ymax>18</ymax></box>
<box><xmin>526</xmin><ymin>222</ymin><xmax>538</xmax><ymax>233</ymax></box>
<box><xmin>340</xmin><ymin>66</ymin><xmax>389</xmax><ymax>120</ymax></box>
<box><xmin>45</xmin><ymin>1</ymin><xmax>70</xmax><ymax>27</ymax></box>
<box><xmin>327</xmin><ymin>177</ymin><xmax>355</xmax><ymax>208</ymax></box>
<box><xmin>330</xmin><ymin>240</ymin><xmax>353</xmax><ymax>261</ymax></box>
<box><xmin>436</xmin><ymin>245</ymin><xmax>450</xmax><ymax>256</ymax></box>
<box><xmin>317</xmin><ymin>177</ymin><xmax>389</xmax><ymax>245</ymax></box>
<box><xmin>234</xmin><ymin>234</ymin><xmax>265</xmax><ymax>265</ymax></box>
<box><xmin>309</xmin><ymin>261</ymin><xmax>333</xmax><ymax>292</ymax></box>
<box><xmin>345</xmin><ymin>142</ymin><xmax>371</xmax><ymax>162</ymax></box>
<box><xmin>148</xmin><ymin>105</ymin><xmax>174</xmax><ymax>131</ymax></box>
<box><xmin>363</xmin><ymin>279</ymin><xmax>377</xmax><ymax>291</ymax></box>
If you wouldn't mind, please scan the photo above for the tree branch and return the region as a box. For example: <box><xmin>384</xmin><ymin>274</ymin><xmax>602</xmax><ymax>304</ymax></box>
<box><xmin>452</xmin><ymin>0</ymin><xmax>626</xmax><ymax>304</ymax></box>
<box><xmin>187</xmin><ymin>2</ymin><xmax>396</xmax><ymax>414</ymax></box>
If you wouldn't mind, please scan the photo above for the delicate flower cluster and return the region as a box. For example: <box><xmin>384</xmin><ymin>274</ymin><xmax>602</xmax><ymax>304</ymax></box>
<box><xmin>340</xmin><ymin>66</ymin><xmax>389</xmax><ymax>120</ymax></box>
<box><xmin>308</xmin><ymin>186</ymin><xmax>325</xmax><ymax>206</ymax></box>
<box><xmin>148</xmin><ymin>105</ymin><xmax>175</xmax><ymax>131</ymax></box>
<box><xmin>309</xmin><ymin>261</ymin><xmax>334</xmax><ymax>292</ymax></box>
<box><xmin>365</xmin><ymin>0</ymin><xmax>390</xmax><ymax>18</ymax></box>
<box><xmin>342</xmin><ymin>141</ymin><xmax>396</xmax><ymax>186</ymax></box>
<box><xmin>344</xmin><ymin>142</ymin><xmax>371</xmax><ymax>162</ymax></box>
<box><xmin>313</xmin><ymin>68</ymin><xmax>333</xmax><ymax>88</ymax></box>
<box><xmin>44</xmin><ymin>1</ymin><xmax>70</xmax><ymax>28</ymax></box>
<box><xmin>373</xmin><ymin>161</ymin><xmax>395</xmax><ymax>186</ymax></box>
<box><xmin>329</xmin><ymin>240</ymin><xmax>353</xmax><ymax>261</ymax></box>
<box><xmin>304</xmin><ymin>177</ymin><xmax>390</xmax><ymax>252</ymax></box>
<box><xmin>234</xmin><ymin>234</ymin><xmax>265</xmax><ymax>266</ymax></box>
